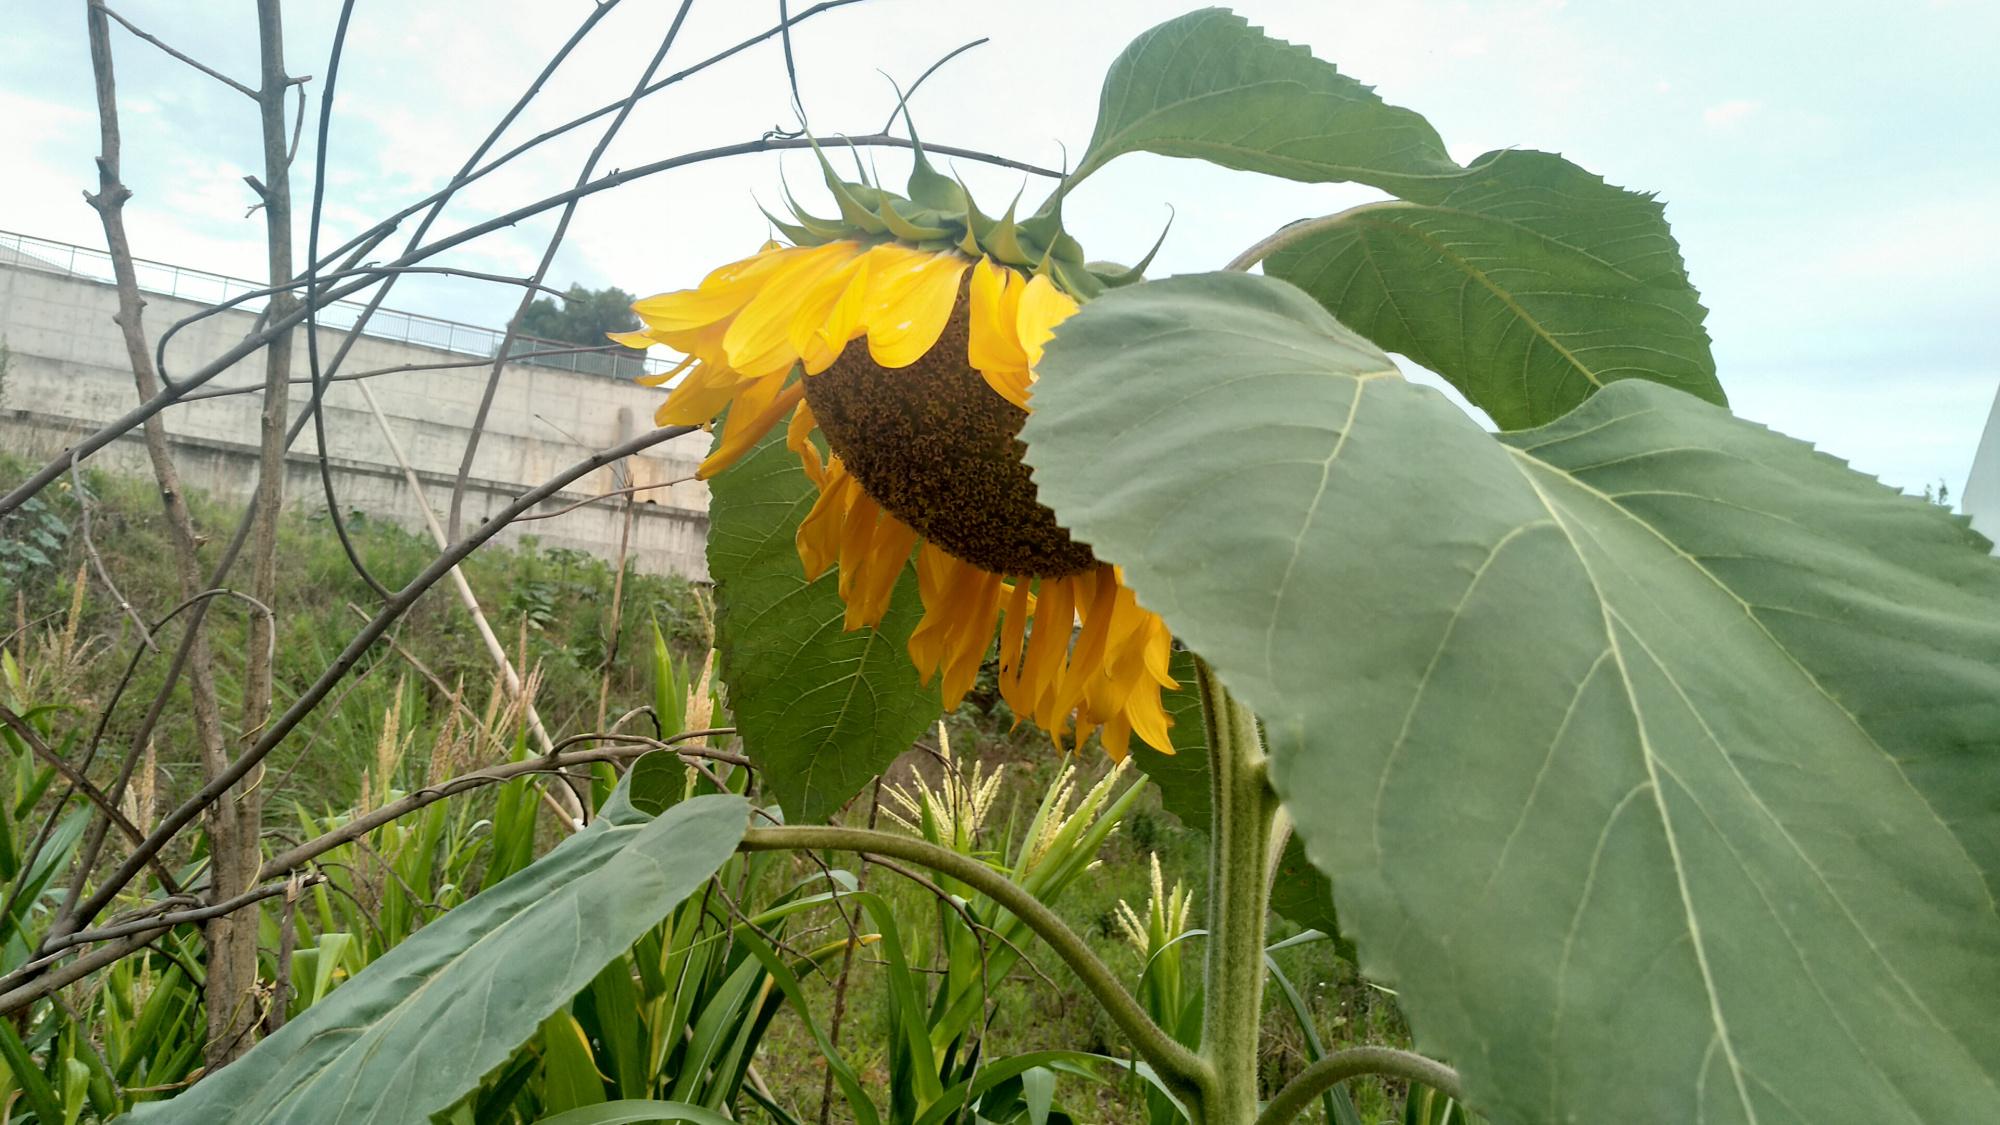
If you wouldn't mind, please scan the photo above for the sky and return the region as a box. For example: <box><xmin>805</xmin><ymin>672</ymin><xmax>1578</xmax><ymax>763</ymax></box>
<box><xmin>3</xmin><ymin>0</ymin><xmax>1997</xmax><ymax>500</ymax></box>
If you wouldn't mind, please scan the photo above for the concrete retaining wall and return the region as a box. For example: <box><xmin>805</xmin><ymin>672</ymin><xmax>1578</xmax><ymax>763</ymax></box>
<box><xmin>0</xmin><ymin>260</ymin><xmax>713</xmax><ymax>579</ymax></box>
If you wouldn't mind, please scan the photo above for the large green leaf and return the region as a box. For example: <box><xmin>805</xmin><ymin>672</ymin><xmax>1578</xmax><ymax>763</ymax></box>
<box><xmin>1265</xmin><ymin>149</ymin><xmax>1720</xmax><ymax>429</ymax></box>
<box><xmin>708</xmin><ymin>427</ymin><xmax>940</xmax><ymax>824</ymax></box>
<box><xmin>1128</xmin><ymin>652</ymin><xmax>1344</xmax><ymax>944</ymax></box>
<box><xmin>1025</xmin><ymin>272</ymin><xmax>2000</xmax><ymax>1124</ymax></box>
<box><xmin>131</xmin><ymin>792</ymin><xmax>749</xmax><ymax>1124</ymax></box>
<box><xmin>1068</xmin><ymin>8</ymin><xmax>1463</xmax><ymax>197</ymax></box>
<box><xmin>1071</xmin><ymin>11</ymin><xmax>1715</xmax><ymax>431</ymax></box>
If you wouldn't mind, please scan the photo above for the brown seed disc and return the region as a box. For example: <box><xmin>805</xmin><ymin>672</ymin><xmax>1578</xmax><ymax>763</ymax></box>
<box><xmin>803</xmin><ymin>296</ymin><xmax>1099</xmax><ymax>578</ymax></box>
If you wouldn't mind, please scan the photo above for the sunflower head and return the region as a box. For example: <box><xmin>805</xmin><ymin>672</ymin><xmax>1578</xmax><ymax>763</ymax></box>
<box><xmin>617</xmin><ymin>152</ymin><xmax>1177</xmax><ymax>760</ymax></box>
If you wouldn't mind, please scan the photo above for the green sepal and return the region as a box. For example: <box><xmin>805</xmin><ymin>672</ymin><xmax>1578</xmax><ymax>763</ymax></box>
<box><xmin>1089</xmin><ymin>209</ymin><xmax>1173</xmax><ymax>288</ymax></box>
<box><xmin>951</xmin><ymin>171</ymin><xmax>1001</xmax><ymax>257</ymax></box>
<box><xmin>779</xmin><ymin>179</ymin><xmax>853</xmax><ymax>243</ymax></box>
<box><xmin>759</xmin><ymin>202</ymin><xmax>824</xmax><ymax>248</ymax></box>
<box><xmin>986</xmin><ymin>193</ymin><xmax>1038</xmax><ymax>268</ymax></box>
<box><xmin>879</xmin><ymin>197</ymin><xmax>954</xmax><ymax>242</ymax></box>
<box><xmin>1048</xmin><ymin>256</ymin><xmax>1105</xmax><ymax>300</ymax></box>
<box><xmin>809</xmin><ymin>140</ymin><xmax>889</xmax><ymax>235</ymax></box>
<box><xmin>900</xmin><ymin>114</ymin><xmax>966</xmax><ymax>214</ymax></box>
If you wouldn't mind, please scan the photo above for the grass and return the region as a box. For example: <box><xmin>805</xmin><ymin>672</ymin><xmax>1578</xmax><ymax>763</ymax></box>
<box><xmin>1</xmin><ymin>455</ymin><xmax>1417</xmax><ymax>1122</ymax></box>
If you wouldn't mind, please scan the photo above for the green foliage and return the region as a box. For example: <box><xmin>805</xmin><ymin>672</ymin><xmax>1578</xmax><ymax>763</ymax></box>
<box><xmin>1027</xmin><ymin>269</ymin><xmax>2000</xmax><ymax>1122</ymax></box>
<box><xmin>1065</xmin><ymin>7</ymin><xmax>1718</xmax><ymax>431</ymax></box>
<box><xmin>518</xmin><ymin>283</ymin><xmax>643</xmax><ymax>348</ymax></box>
<box><xmin>1065</xmin><ymin>7</ymin><xmax>1459</xmax><ymax>196</ymax></box>
<box><xmin>0</xmin><ymin>493</ymin><xmax>71</xmax><ymax>592</ymax></box>
<box><xmin>707</xmin><ymin>427</ymin><xmax>939</xmax><ymax>823</ymax></box>
<box><xmin>129</xmin><ymin>792</ymin><xmax>750</xmax><ymax>1124</ymax></box>
<box><xmin>1262</xmin><ymin>151</ymin><xmax>1719</xmax><ymax>429</ymax></box>
<box><xmin>1130</xmin><ymin>652</ymin><xmax>1344</xmax><ymax>946</ymax></box>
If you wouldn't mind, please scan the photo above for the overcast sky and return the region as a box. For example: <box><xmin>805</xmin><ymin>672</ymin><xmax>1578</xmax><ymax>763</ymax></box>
<box><xmin>4</xmin><ymin>0</ymin><xmax>1996</xmax><ymax>499</ymax></box>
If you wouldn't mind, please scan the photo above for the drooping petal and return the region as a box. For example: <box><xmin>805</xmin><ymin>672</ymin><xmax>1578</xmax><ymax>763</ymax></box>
<box><xmin>607</xmin><ymin>329</ymin><xmax>662</xmax><ymax>350</ymax></box>
<box><xmin>632</xmin><ymin>243</ymin><xmax>809</xmax><ymax>333</ymax></box>
<box><xmin>967</xmin><ymin>258</ymin><xmax>1029</xmax><ymax>373</ymax></box>
<box><xmin>791</xmin><ymin>255</ymin><xmax>873</xmax><ymax>375</ymax></box>
<box><xmin>1016</xmin><ymin>272</ymin><xmax>1080</xmax><ymax>369</ymax></box>
<box><xmin>634</xmin><ymin>352</ymin><xmax>696</xmax><ymax>389</ymax></box>
<box><xmin>724</xmin><ymin>242</ymin><xmax>859</xmax><ymax>378</ymax></box>
<box><xmin>797</xmin><ymin>461</ymin><xmax>857</xmax><ymax>580</ymax></box>
<box><xmin>865</xmin><ymin>250</ymin><xmax>970</xmax><ymax>368</ymax></box>
<box><xmin>697</xmin><ymin>375</ymin><xmax>804</xmax><ymax>478</ymax></box>
<box><xmin>655</xmin><ymin>359</ymin><xmax>747</xmax><ymax>427</ymax></box>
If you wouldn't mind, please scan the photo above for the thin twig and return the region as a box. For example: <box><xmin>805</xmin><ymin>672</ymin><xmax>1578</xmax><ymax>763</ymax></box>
<box><xmin>512</xmin><ymin>475</ymin><xmax>697</xmax><ymax>523</ymax></box>
<box><xmin>878</xmin><ymin>37</ymin><xmax>989</xmax><ymax>134</ymax></box>
<box><xmin>446</xmin><ymin>0</ymin><xmax>696</xmax><ymax>542</ymax></box>
<box><xmin>255</xmin><ymin>729</ymin><xmax>735</xmax><ymax>881</ymax></box>
<box><xmin>0</xmin><ymin>705</ymin><xmax>181</xmax><ymax>893</ymax></box>
<box><xmin>99</xmin><ymin>4</ymin><xmax>256</xmax><ymax>98</ymax></box>
<box><xmin>44</xmin><ymin>425</ymin><xmax>698</xmax><ymax>951</ymax></box>
<box><xmin>69</xmin><ymin>451</ymin><xmax>152</xmax><ymax>649</ymax></box>
<box><xmin>181</xmin><ymin>342</ymin><xmax>625</xmax><ymax>402</ymax></box>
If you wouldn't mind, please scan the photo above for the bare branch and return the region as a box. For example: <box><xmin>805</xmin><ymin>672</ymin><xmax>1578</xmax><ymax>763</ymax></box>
<box><xmin>0</xmin><ymin>705</ymin><xmax>181</xmax><ymax>893</ymax></box>
<box><xmin>511</xmin><ymin>475</ymin><xmax>698</xmax><ymax>523</ymax></box>
<box><xmin>256</xmin><ymin>729</ymin><xmax>736</xmax><ymax>880</ymax></box>
<box><xmin>99</xmin><ymin>3</ymin><xmax>256</xmax><ymax>99</ymax></box>
<box><xmin>69</xmin><ymin>451</ymin><xmax>153</xmax><ymax>649</ymax></box>
<box><xmin>57</xmin><ymin>425</ymin><xmax>699</xmax><ymax>937</ymax></box>
<box><xmin>446</xmin><ymin>0</ymin><xmax>697</xmax><ymax>541</ymax></box>
<box><xmin>0</xmin><ymin>131</ymin><xmax>1050</xmax><ymax>520</ymax></box>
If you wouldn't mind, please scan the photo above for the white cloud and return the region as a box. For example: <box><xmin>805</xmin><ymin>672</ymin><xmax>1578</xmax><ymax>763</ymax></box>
<box><xmin>1702</xmin><ymin>98</ymin><xmax>1762</xmax><ymax>128</ymax></box>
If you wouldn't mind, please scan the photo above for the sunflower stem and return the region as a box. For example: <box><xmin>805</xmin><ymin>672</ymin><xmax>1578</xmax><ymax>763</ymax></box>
<box><xmin>1196</xmin><ymin>656</ymin><xmax>1280</xmax><ymax>1125</ymax></box>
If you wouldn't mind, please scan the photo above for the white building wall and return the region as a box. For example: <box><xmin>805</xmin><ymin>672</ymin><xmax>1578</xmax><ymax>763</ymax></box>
<box><xmin>1964</xmin><ymin>384</ymin><xmax>2000</xmax><ymax>552</ymax></box>
<box><xmin>0</xmin><ymin>260</ymin><xmax>713</xmax><ymax>579</ymax></box>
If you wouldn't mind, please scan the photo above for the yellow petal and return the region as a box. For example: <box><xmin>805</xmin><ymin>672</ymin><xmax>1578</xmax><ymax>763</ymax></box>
<box><xmin>791</xmin><ymin>256</ymin><xmax>873</xmax><ymax>375</ymax></box>
<box><xmin>633</xmin><ymin>244</ymin><xmax>815</xmax><ymax>333</ymax></box>
<box><xmin>1017</xmin><ymin>273</ymin><xmax>1079</xmax><ymax>369</ymax></box>
<box><xmin>607</xmin><ymin>329</ymin><xmax>660</xmax><ymax>350</ymax></box>
<box><xmin>865</xmin><ymin>250</ymin><xmax>969</xmax><ymax>368</ymax></box>
<box><xmin>907</xmin><ymin>543</ymin><xmax>965</xmax><ymax>678</ymax></box>
<box><xmin>724</xmin><ymin>242</ymin><xmax>858</xmax><ymax>378</ymax></box>
<box><xmin>979</xmin><ymin>368</ymin><xmax>1034</xmax><ymax>411</ymax></box>
<box><xmin>846</xmin><ymin>514</ymin><xmax>918</xmax><ymax>629</ymax></box>
<box><xmin>697</xmin><ymin>375</ymin><xmax>801</xmax><ymax>478</ymax></box>
<box><xmin>796</xmin><ymin>463</ymin><xmax>856</xmax><ymax>579</ymax></box>
<box><xmin>786</xmin><ymin>399</ymin><xmax>825</xmax><ymax>484</ymax></box>
<box><xmin>656</xmin><ymin>361</ymin><xmax>747</xmax><ymax>427</ymax></box>
<box><xmin>635</xmin><ymin>353</ymin><xmax>695</xmax><ymax>388</ymax></box>
<box><xmin>996</xmin><ymin>578</ymin><xmax>1033</xmax><ymax>706</ymax></box>
<box><xmin>940</xmin><ymin>568</ymin><xmax>1004</xmax><ymax>708</ymax></box>
<box><xmin>968</xmin><ymin>258</ymin><xmax>1029</xmax><ymax>373</ymax></box>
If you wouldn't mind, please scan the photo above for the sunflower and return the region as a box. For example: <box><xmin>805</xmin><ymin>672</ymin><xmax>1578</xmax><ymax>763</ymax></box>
<box><xmin>614</xmin><ymin>147</ymin><xmax>1177</xmax><ymax>759</ymax></box>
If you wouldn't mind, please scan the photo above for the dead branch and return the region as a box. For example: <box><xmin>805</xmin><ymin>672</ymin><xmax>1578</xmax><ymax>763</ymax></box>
<box><xmin>99</xmin><ymin>3</ymin><xmax>256</xmax><ymax>99</ymax></box>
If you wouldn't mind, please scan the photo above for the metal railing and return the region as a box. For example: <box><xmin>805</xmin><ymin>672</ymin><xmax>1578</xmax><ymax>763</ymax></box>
<box><xmin>0</xmin><ymin>228</ymin><xmax>667</xmax><ymax>380</ymax></box>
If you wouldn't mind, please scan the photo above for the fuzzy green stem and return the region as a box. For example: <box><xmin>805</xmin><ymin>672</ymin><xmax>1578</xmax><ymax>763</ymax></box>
<box><xmin>1196</xmin><ymin>657</ymin><xmax>1281</xmax><ymax>1124</ymax></box>
<box><xmin>738</xmin><ymin>824</ymin><xmax>1210</xmax><ymax>1100</ymax></box>
<box><xmin>1255</xmin><ymin>1047</ymin><xmax>1465</xmax><ymax>1125</ymax></box>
